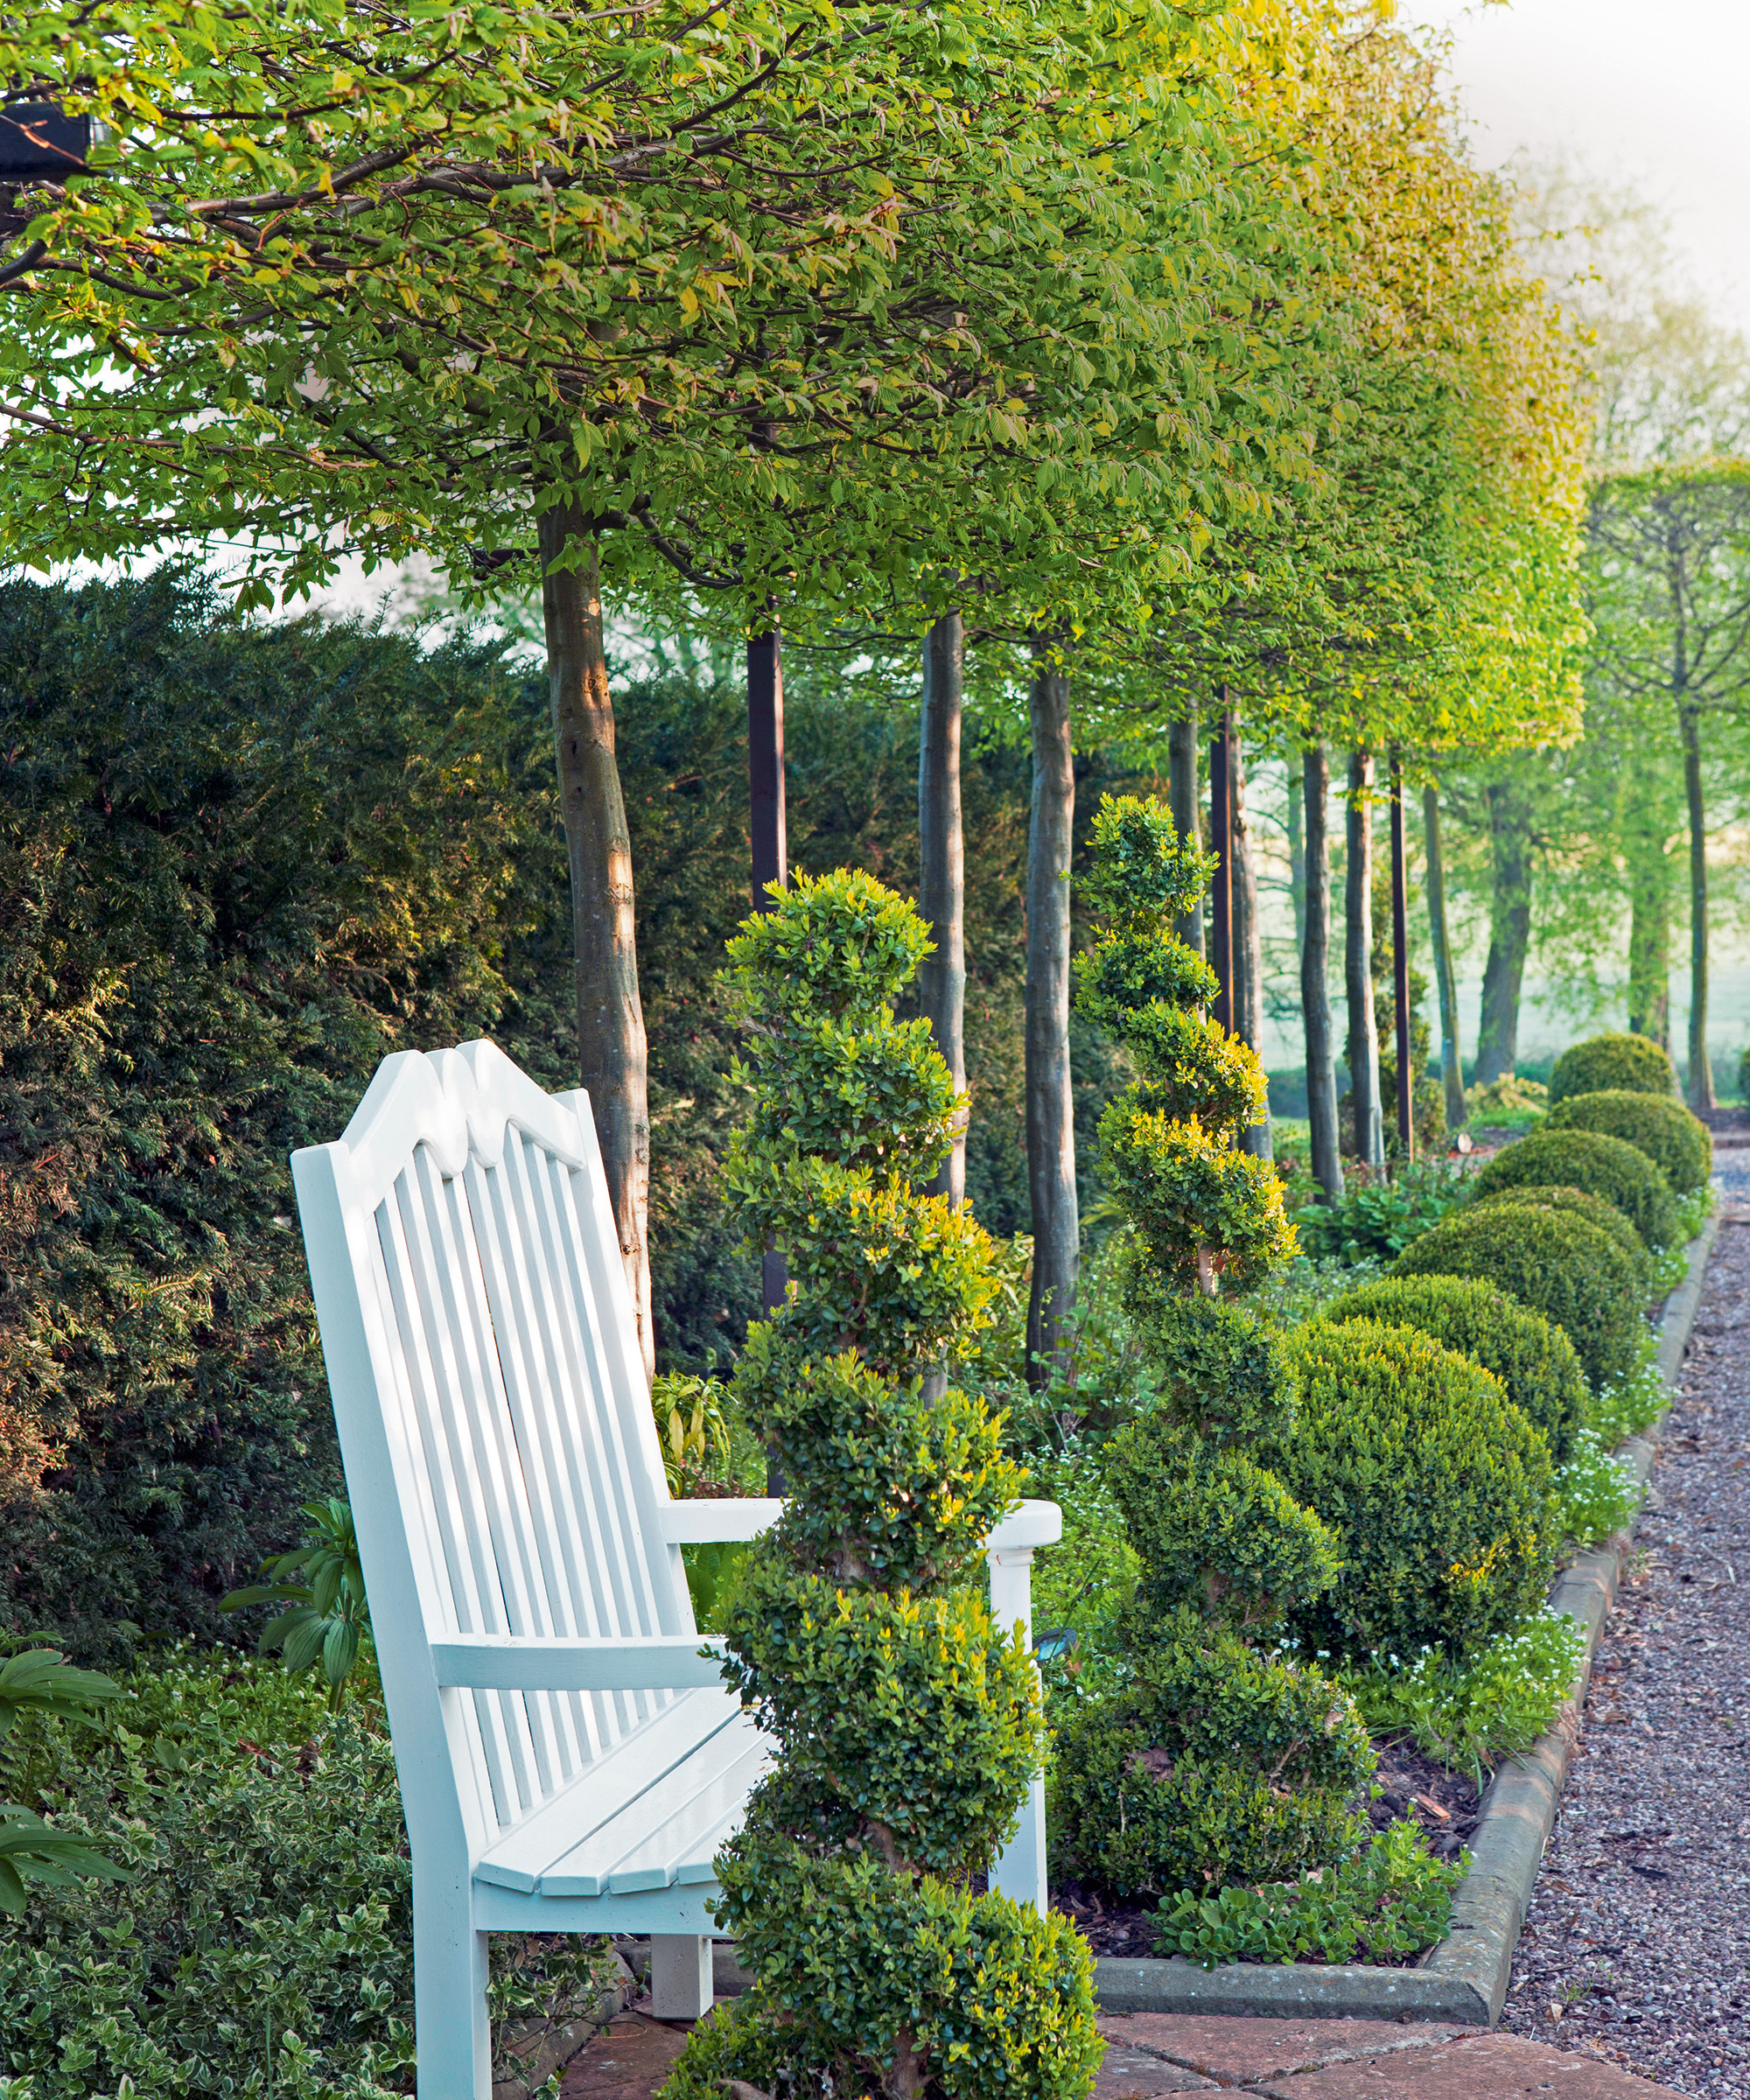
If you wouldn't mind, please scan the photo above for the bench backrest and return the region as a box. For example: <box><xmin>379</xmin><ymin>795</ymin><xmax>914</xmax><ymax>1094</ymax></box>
<box><xmin>292</xmin><ymin>1040</ymin><xmax>691</xmax><ymax>1865</ymax></box>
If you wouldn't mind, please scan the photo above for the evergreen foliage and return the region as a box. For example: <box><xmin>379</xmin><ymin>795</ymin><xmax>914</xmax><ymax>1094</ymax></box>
<box><xmin>1471</xmin><ymin>1127</ymin><xmax>1680</xmax><ymax>1250</ymax></box>
<box><xmin>1276</xmin><ymin>1320</ymin><xmax>1558</xmax><ymax>1663</ymax></box>
<box><xmin>1322</xmin><ymin>1273</ymin><xmax>1589</xmax><ymax>1462</ymax></box>
<box><xmin>1394</xmin><ymin>1203</ymin><xmax>1648</xmax><ymax>1390</ymax></box>
<box><xmin>1545</xmin><ymin>1088</ymin><xmax>1713</xmax><ymax>1194</ymax></box>
<box><xmin>1468</xmin><ymin>1186</ymin><xmax>1655</xmax><ymax>1300</ymax></box>
<box><xmin>668</xmin><ymin>870</ymin><xmax>1100</xmax><ymax>2100</ymax></box>
<box><xmin>1548</xmin><ymin>1032</ymin><xmax>1677</xmax><ymax>1105</ymax></box>
<box><xmin>1052</xmin><ymin>799</ymin><xmax>1373</xmax><ymax>1899</ymax></box>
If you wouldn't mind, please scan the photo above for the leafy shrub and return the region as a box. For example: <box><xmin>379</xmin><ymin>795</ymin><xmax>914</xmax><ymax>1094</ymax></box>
<box><xmin>0</xmin><ymin>1651</ymin><xmax>619</xmax><ymax>2098</ymax></box>
<box><xmin>679</xmin><ymin>871</ymin><xmax>1101</xmax><ymax>2100</ymax></box>
<box><xmin>1471</xmin><ymin>1128</ymin><xmax>1678</xmax><ymax>1250</ymax></box>
<box><xmin>1551</xmin><ymin>1432</ymin><xmax>1638</xmax><ymax>1548</ymax></box>
<box><xmin>1276</xmin><ymin>1319</ymin><xmax>1558</xmax><ymax>1663</ymax></box>
<box><xmin>1469</xmin><ymin>1183</ymin><xmax>1654</xmax><ymax>1298</ymax></box>
<box><xmin>1340</xmin><ymin>1609</ymin><xmax>1585</xmax><ymax>1778</ymax></box>
<box><xmin>1546</xmin><ymin>1089</ymin><xmax>1712</xmax><ymax>1194</ymax></box>
<box><xmin>1152</xmin><ymin>1819</ymin><xmax>1462</xmax><ymax>1969</ymax></box>
<box><xmin>1321</xmin><ymin>1273</ymin><xmax>1588</xmax><ymax>1461</ymax></box>
<box><xmin>1292</xmin><ymin>1160</ymin><xmax>1470</xmax><ymax>1264</ymax></box>
<box><xmin>1394</xmin><ymin>1203</ymin><xmax>1649</xmax><ymax>1391</ymax></box>
<box><xmin>1464</xmin><ymin>1074</ymin><xmax>1548</xmax><ymax>1126</ymax></box>
<box><xmin>221</xmin><ymin>1498</ymin><xmax>372</xmax><ymax>1712</ymax></box>
<box><xmin>1548</xmin><ymin>1032</ymin><xmax>1676</xmax><ymax>1106</ymax></box>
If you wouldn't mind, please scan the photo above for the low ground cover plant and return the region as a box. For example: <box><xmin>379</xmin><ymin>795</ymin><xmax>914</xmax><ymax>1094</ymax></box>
<box><xmin>1547</xmin><ymin>1032</ymin><xmax>1677</xmax><ymax>1105</ymax></box>
<box><xmin>1545</xmin><ymin>1088</ymin><xmax>1713</xmax><ymax>1194</ymax></box>
<box><xmin>1291</xmin><ymin>1159</ymin><xmax>1469</xmax><ymax>1264</ymax></box>
<box><xmin>1470</xmin><ymin>1126</ymin><xmax>1679</xmax><ymax>1250</ymax></box>
<box><xmin>1393</xmin><ymin>1201</ymin><xmax>1648</xmax><ymax>1391</ymax></box>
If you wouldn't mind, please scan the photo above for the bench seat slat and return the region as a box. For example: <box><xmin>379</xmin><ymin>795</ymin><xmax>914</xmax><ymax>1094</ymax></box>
<box><xmin>474</xmin><ymin>1689</ymin><xmax>743</xmax><ymax>1894</ymax></box>
<box><xmin>538</xmin><ymin>1710</ymin><xmax>766</xmax><ymax>1896</ymax></box>
<box><xmin>598</xmin><ymin>1738</ymin><xmax>770</xmax><ymax>1893</ymax></box>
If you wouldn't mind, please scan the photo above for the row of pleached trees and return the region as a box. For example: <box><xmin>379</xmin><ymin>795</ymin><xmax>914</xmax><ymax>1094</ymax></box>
<box><xmin>3</xmin><ymin>0</ymin><xmax>1590</xmax><ymax>1379</ymax></box>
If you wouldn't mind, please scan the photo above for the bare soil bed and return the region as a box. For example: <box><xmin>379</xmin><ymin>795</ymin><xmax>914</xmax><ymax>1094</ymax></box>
<box><xmin>1500</xmin><ymin>1200</ymin><xmax>1750</xmax><ymax>2097</ymax></box>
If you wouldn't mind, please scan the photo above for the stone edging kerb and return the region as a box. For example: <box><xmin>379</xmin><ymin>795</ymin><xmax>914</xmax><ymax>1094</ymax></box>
<box><xmin>1092</xmin><ymin>1209</ymin><xmax>1722</xmax><ymax>2028</ymax></box>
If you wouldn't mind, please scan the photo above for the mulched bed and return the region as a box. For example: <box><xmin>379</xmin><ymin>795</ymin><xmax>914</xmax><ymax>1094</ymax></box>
<box><xmin>1501</xmin><ymin>1195</ymin><xmax>1750</xmax><ymax>2099</ymax></box>
<box><xmin>1051</xmin><ymin>1746</ymin><xmax>1481</xmax><ymax>1962</ymax></box>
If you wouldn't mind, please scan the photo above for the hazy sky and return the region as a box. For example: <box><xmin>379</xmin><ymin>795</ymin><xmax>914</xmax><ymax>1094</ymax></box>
<box><xmin>1398</xmin><ymin>0</ymin><xmax>1750</xmax><ymax>329</ymax></box>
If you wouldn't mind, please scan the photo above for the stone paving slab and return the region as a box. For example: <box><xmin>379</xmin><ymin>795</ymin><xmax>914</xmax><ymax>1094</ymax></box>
<box><xmin>556</xmin><ymin>2005</ymin><xmax>1689</xmax><ymax>2100</ymax></box>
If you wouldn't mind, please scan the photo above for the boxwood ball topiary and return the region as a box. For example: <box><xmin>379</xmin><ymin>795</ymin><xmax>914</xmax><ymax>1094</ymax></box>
<box><xmin>1547</xmin><ymin>1032</ymin><xmax>1677</xmax><ymax>1106</ymax></box>
<box><xmin>1545</xmin><ymin>1088</ymin><xmax>1712</xmax><ymax>1195</ymax></box>
<box><xmin>1468</xmin><ymin>1185</ymin><xmax>1654</xmax><ymax>1302</ymax></box>
<box><xmin>1471</xmin><ymin>1127</ymin><xmax>1678</xmax><ymax>1250</ymax></box>
<box><xmin>1322</xmin><ymin>1272</ymin><xmax>1589</xmax><ymax>1461</ymax></box>
<box><xmin>1393</xmin><ymin>1204</ymin><xmax>1648</xmax><ymax>1392</ymax></box>
<box><xmin>1275</xmin><ymin>1318</ymin><xmax>1558</xmax><ymax>1663</ymax></box>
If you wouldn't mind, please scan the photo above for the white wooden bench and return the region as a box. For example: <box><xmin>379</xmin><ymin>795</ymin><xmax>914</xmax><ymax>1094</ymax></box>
<box><xmin>291</xmin><ymin>1040</ymin><xmax>1060</xmax><ymax>2100</ymax></box>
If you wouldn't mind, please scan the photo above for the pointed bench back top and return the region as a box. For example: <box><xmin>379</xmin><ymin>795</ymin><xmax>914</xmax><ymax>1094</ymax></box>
<box><xmin>292</xmin><ymin>1040</ymin><xmax>691</xmax><ymax>1859</ymax></box>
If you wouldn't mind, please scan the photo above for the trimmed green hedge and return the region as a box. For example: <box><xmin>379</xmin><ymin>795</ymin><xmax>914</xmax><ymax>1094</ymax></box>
<box><xmin>1546</xmin><ymin>1089</ymin><xmax>1712</xmax><ymax>1194</ymax></box>
<box><xmin>1548</xmin><ymin>1032</ymin><xmax>1676</xmax><ymax>1106</ymax></box>
<box><xmin>1393</xmin><ymin>1204</ymin><xmax>1648</xmax><ymax>1391</ymax></box>
<box><xmin>1469</xmin><ymin>1185</ymin><xmax>1654</xmax><ymax>1300</ymax></box>
<box><xmin>1322</xmin><ymin>1273</ymin><xmax>1588</xmax><ymax>1462</ymax></box>
<box><xmin>1274</xmin><ymin>1318</ymin><xmax>1558</xmax><ymax>1663</ymax></box>
<box><xmin>1471</xmin><ymin>1128</ymin><xmax>1678</xmax><ymax>1250</ymax></box>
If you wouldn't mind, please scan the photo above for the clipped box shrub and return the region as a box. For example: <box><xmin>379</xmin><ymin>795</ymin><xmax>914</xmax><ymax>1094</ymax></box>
<box><xmin>1394</xmin><ymin>1203</ymin><xmax>1648</xmax><ymax>1391</ymax></box>
<box><xmin>1547</xmin><ymin>1032</ymin><xmax>1676</xmax><ymax>1106</ymax></box>
<box><xmin>1546</xmin><ymin>1088</ymin><xmax>1712</xmax><ymax>1194</ymax></box>
<box><xmin>1471</xmin><ymin>1127</ymin><xmax>1678</xmax><ymax>1250</ymax></box>
<box><xmin>1322</xmin><ymin>1272</ymin><xmax>1588</xmax><ymax>1462</ymax></box>
<box><xmin>1469</xmin><ymin>1184</ymin><xmax>1655</xmax><ymax>1301</ymax></box>
<box><xmin>1275</xmin><ymin>1318</ymin><xmax>1558</xmax><ymax>1664</ymax></box>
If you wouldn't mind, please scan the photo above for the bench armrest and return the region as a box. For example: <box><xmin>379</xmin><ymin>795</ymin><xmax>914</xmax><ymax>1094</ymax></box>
<box><xmin>987</xmin><ymin>1498</ymin><xmax>1062</xmax><ymax>1552</ymax></box>
<box><xmin>432</xmin><ymin>1634</ymin><xmax>730</xmax><ymax>1692</ymax></box>
<box><xmin>658</xmin><ymin>1497</ymin><xmax>784</xmax><ymax>1545</ymax></box>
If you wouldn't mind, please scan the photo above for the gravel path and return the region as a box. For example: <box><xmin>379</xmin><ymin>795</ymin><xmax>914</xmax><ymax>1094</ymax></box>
<box><xmin>1501</xmin><ymin>1211</ymin><xmax>1750</xmax><ymax>2096</ymax></box>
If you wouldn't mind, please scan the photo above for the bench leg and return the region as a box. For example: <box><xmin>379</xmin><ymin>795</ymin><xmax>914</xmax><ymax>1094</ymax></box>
<box><xmin>650</xmin><ymin>1934</ymin><xmax>714</xmax><ymax>2020</ymax></box>
<box><xmin>415</xmin><ymin>1872</ymin><xmax>491</xmax><ymax>2098</ymax></box>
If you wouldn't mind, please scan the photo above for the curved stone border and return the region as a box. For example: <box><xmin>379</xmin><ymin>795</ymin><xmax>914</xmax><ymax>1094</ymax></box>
<box><xmin>1092</xmin><ymin>1210</ymin><xmax>1723</xmax><ymax>2027</ymax></box>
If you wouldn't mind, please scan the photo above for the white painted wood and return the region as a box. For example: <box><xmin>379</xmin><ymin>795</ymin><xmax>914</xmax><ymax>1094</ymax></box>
<box><xmin>290</xmin><ymin>1040</ymin><xmax>1059</xmax><ymax>2098</ymax></box>
<box><xmin>988</xmin><ymin>1534</ymin><xmax>1049</xmax><ymax>1916</ymax></box>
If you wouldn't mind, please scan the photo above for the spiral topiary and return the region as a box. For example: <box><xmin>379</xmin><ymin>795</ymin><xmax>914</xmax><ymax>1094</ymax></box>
<box><xmin>1052</xmin><ymin>799</ymin><xmax>1372</xmax><ymax>1898</ymax></box>
<box><xmin>663</xmin><ymin>869</ymin><xmax>1101</xmax><ymax>2100</ymax></box>
<box><xmin>1393</xmin><ymin>1201</ymin><xmax>1647</xmax><ymax>1391</ymax></box>
<box><xmin>1468</xmin><ymin>1184</ymin><xmax>1654</xmax><ymax>1302</ymax></box>
<box><xmin>1546</xmin><ymin>1088</ymin><xmax>1712</xmax><ymax>1195</ymax></box>
<box><xmin>1547</xmin><ymin>1032</ymin><xmax>1677</xmax><ymax>1106</ymax></box>
<box><xmin>1471</xmin><ymin>1127</ymin><xmax>1678</xmax><ymax>1250</ymax></box>
<box><xmin>1275</xmin><ymin>1319</ymin><xmax>1558</xmax><ymax>1663</ymax></box>
<box><xmin>1322</xmin><ymin>1272</ymin><xmax>1589</xmax><ymax>1462</ymax></box>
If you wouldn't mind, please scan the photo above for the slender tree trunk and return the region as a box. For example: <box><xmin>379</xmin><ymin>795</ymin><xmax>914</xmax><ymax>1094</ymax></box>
<box><xmin>539</xmin><ymin>507</ymin><xmax>653</xmax><ymax>1380</ymax></box>
<box><xmin>1625</xmin><ymin>805</ymin><xmax>1672</xmax><ymax>1050</ymax></box>
<box><xmin>1168</xmin><ymin>705</ymin><xmax>1204</xmax><ymax>957</ymax></box>
<box><xmin>1302</xmin><ymin>746</ymin><xmax>1344</xmax><ymax>1204</ymax></box>
<box><xmin>1210</xmin><ymin>705</ymin><xmax>1236</xmax><ymax>1032</ymax></box>
<box><xmin>1389</xmin><ymin>752</ymin><xmax>1413</xmax><ymax>1162</ymax></box>
<box><xmin>1476</xmin><ymin>774</ymin><xmax>1534</xmax><ymax>1085</ymax></box>
<box><xmin>1679</xmin><ymin>697</ymin><xmax>1714</xmax><ymax>1108</ymax></box>
<box><xmin>1286</xmin><ymin>767</ymin><xmax>1306</xmax><ymax>956</ymax></box>
<box><xmin>1422</xmin><ymin>785</ymin><xmax>1467</xmax><ymax>1130</ymax></box>
<box><xmin>1233</xmin><ymin>742</ymin><xmax>1271</xmax><ymax>1160</ymax></box>
<box><xmin>748</xmin><ymin>619</ymin><xmax>789</xmax><ymax>1320</ymax></box>
<box><xmin>919</xmin><ymin>612</ymin><xmax>967</xmax><ymax>1208</ymax></box>
<box><xmin>1025</xmin><ymin>644</ymin><xmax>1077</xmax><ymax>1390</ymax></box>
<box><xmin>1345</xmin><ymin>750</ymin><xmax>1384</xmax><ymax>1168</ymax></box>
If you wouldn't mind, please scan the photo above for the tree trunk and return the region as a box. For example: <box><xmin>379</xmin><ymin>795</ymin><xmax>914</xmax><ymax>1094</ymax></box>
<box><xmin>1210</xmin><ymin>707</ymin><xmax>1236</xmax><ymax>1033</ymax></box>
<box><xmin>1286</xmin><ymin>766</ymin><xmax>1306</xmax><ymax>956</ymax></box>
<box><xmin>1625</xmin><ymin>798</ymin><xmax>1672</xmax><ymax>1050</ymax></box>
<box><xmin>1475</xmin><ymin>774</ymin><xmax>1534</xmax><ymax>1086</ymax></box>
<box><xmin>919</xmin><ymin>612</ymin><xmax>967</xmax><ymax>1209</ymax></box>
<box><xmin>1679</xmin><ymin>697</ymin><xmax>1714</xmax><ymax>1108</ymax></box>
<box><xmin>1025</xmin><ymin>644</ymin><xmax>1077</xmax><ymax>1391</ymax></box>
<box><xmin>1344</xmin><ymin>750</ymin><xmax>1384</xmax><ymax>1168</ymax></box>
<box><xmin>1302</xmin><ymin>746</ymin><xmax>1344</xmax><ymax>1204</ymax></box>
<box><xmin>747</xmin><ymin>619</ymin><xmax>789</xmax><ymax>1319</ymax></box>
<box><xmin>1233</xmin><ymin>741</ymin><xmax>1271</xmax><ymax>1160</ymax></box>
<box><xmin>1389</xmin><ymin>752</ymin><xmax>1413</xmax><ymax>1162</ymax></box>
<box><xmin>1422</xmin><ymin>785</ymin><xmax>1467</xmax><ymax>1130</ymax></box>
<box><xmin>1167</xmin><ymin>705</ymin><xmax>1204</xmax><ymax>957</ymax></box>
<box><xmin>539</xmin><ymin>507</ymin><xmax>653</xmax><ymax>1380</ymax></box>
